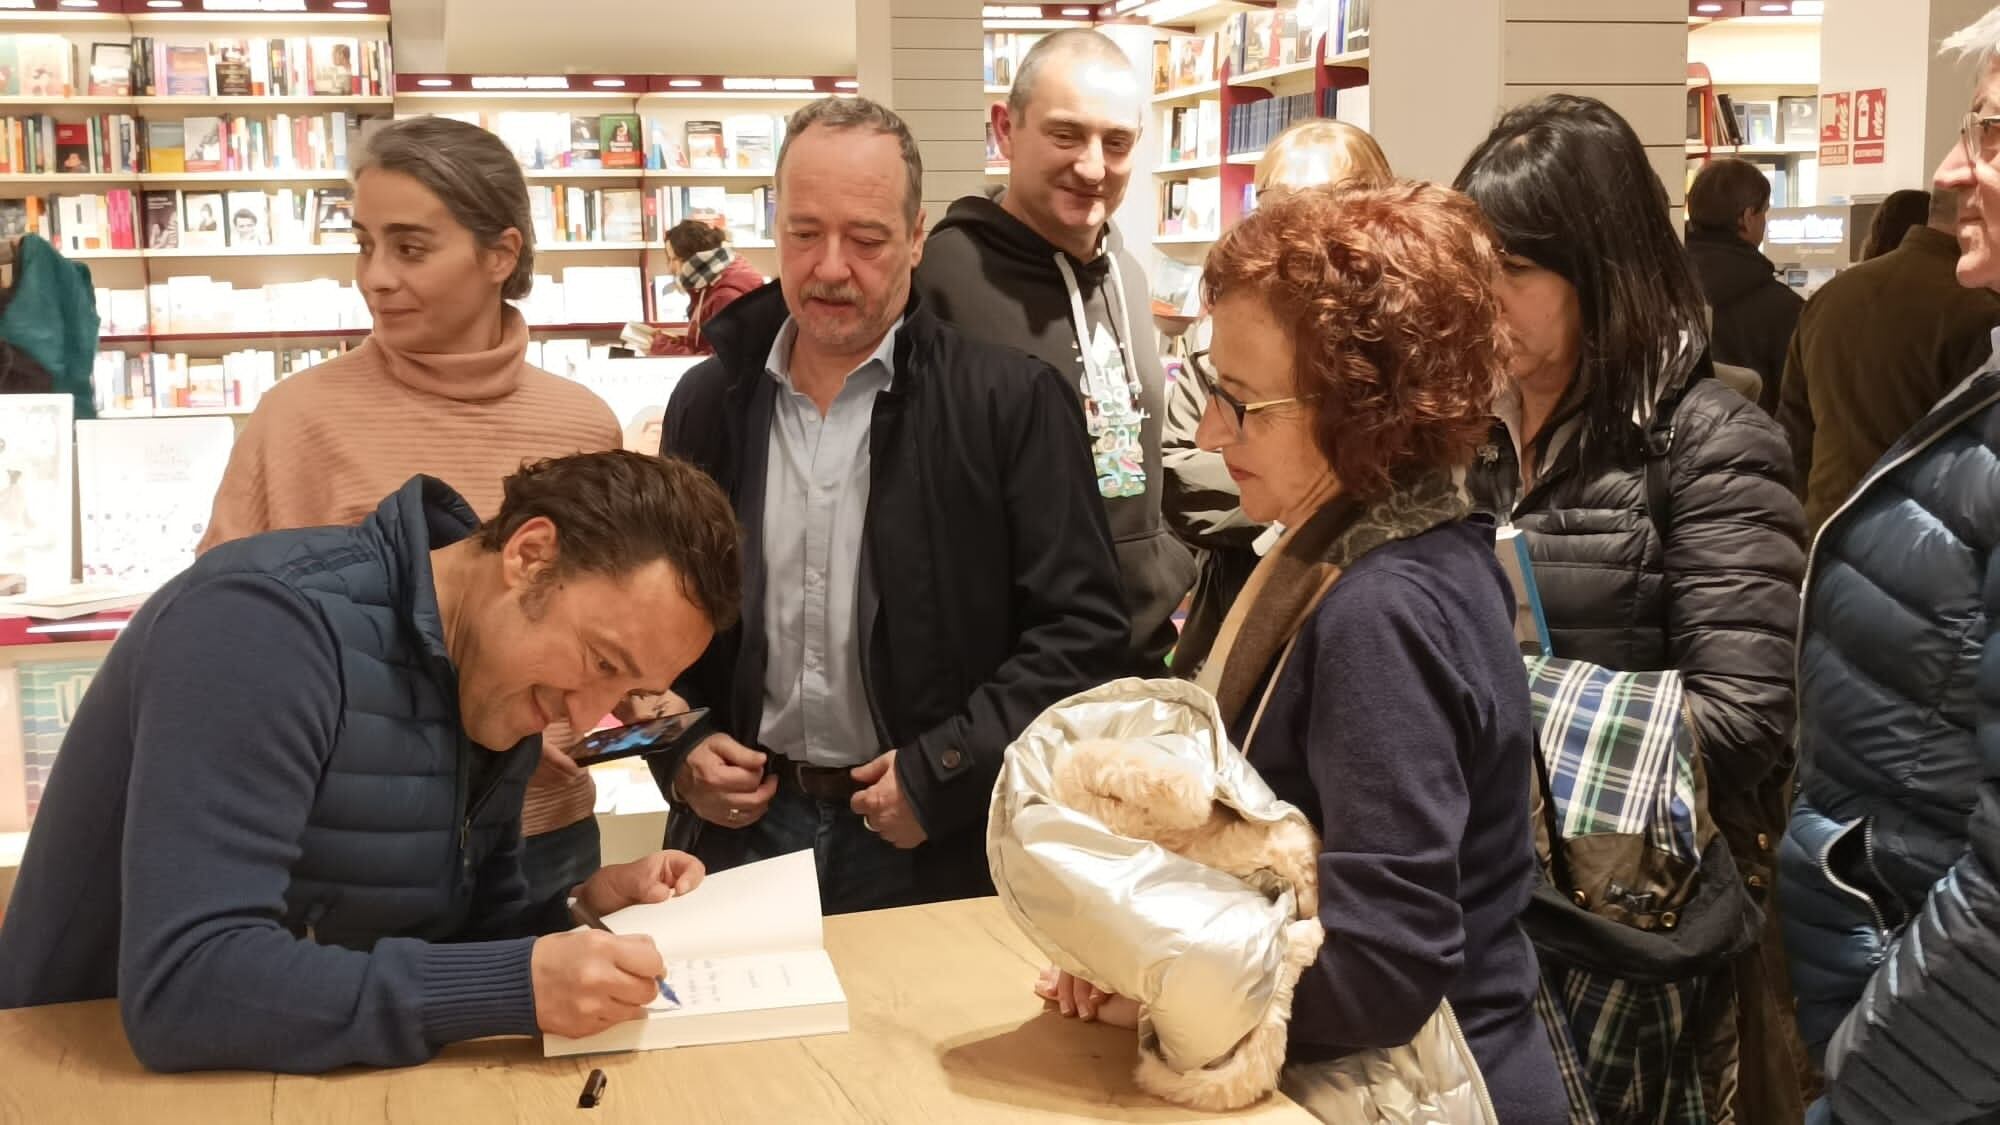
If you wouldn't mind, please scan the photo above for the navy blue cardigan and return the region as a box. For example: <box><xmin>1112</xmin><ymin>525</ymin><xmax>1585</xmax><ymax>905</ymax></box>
<box><xmin>1240</xmin><ymin>518</ymin><xmax>1567</xmax><ymax>1124</ymax></box>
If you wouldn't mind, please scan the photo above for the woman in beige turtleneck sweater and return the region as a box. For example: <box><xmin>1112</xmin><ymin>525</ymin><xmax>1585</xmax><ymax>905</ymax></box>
<box><xmin>199</xmin><ymin>116</ymin><xmax>621</xmax><ymax>903</ymax></box>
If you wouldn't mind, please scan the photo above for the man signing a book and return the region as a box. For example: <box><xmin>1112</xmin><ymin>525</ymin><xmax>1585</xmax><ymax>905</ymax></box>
<box><xmin>0</xmin><ymin>451</ymin><xmax>736</xmax><ymax>1073</ymax></box>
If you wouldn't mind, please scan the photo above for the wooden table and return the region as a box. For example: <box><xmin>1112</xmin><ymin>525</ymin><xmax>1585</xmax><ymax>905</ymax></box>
<box><xmin>0</xmin><ymin>897</ymin><xmax>1315</xmax><ymax>1124</ymax></box>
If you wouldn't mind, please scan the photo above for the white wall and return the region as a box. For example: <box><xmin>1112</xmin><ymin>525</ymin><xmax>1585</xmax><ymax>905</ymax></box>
<box><xmin>1818</xmin><ymin>0</ymin><xmax>1988</xmax><ymax>201</ymax></box>
<box><xmin>1688</xmin><ymin>18</ymin><xmax>1820</xmax><ymax>86</ymax></box>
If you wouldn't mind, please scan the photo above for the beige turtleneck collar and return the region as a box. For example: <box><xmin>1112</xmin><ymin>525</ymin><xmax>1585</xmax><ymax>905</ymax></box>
<box><xmin>366</xmin><ymin>304</ymin><xmax>531</xmax><ymax>402</ymax></box>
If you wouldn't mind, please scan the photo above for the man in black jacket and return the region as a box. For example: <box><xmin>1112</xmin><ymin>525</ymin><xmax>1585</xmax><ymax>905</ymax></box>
<box><xmin>1686</xmin><ymin>157</ymin><xmax>1804</xmax><ymax>414</ymax></box>
<box><xmin>652</xmin><ymin>96</ymin><xmax>1128</xmax><ymax>913</ymax></box>
<box><xmin>915</xmin><ymin>29</ymin><xmax>1196</xmax><ymax>675</ymax></box>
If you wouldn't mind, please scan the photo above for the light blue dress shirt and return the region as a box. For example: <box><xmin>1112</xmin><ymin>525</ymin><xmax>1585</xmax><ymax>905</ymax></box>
<box><xmin>756</xmin><ymin>318</ymin><xmax>901</xmax><ymax>768</ymax></box>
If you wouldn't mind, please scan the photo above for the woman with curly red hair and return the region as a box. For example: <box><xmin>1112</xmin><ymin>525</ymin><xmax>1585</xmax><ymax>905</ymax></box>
<box><xmin>1045</xmin><ymin>183</ymin><xmax>1567</xmax><ymax>1122</ymax></box>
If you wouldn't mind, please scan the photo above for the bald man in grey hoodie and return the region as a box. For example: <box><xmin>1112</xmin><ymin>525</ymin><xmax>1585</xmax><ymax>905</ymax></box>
<box><xmin>915</xmin><ymin>29</ymin><xmax>1195</xmax><ymax>674</ymax></box>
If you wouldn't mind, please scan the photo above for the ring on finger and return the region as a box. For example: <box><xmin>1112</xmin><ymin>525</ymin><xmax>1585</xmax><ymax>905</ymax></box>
<box><xmin>727</xmin><ymin>807</ymin><xmax>743</xmax><ymax>822</ymax></box>
<box><xmin>863</xmin><ymin>816</ymin><xmax>878</xmax><ymax>832</ymax></box>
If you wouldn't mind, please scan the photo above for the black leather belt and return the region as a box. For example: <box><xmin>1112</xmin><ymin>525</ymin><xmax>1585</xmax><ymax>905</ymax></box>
<box><xmin>769</xmin><ymin>756</ymin><xmax>862</xmax><ymax>805</ymax></box>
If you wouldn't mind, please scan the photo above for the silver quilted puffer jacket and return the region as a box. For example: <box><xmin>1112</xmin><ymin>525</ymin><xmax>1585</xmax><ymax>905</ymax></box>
<box><xmin>987</xmin><ymin>677</ymin><xmax>1495</xmax><ymax>1122</ymax></box>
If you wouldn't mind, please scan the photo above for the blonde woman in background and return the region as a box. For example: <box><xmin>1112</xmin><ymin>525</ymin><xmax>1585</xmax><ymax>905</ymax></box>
<box><xmin>1161</xmin><ymin>120</ymin><xmax>1391</xmax><ymax>677</ymax></box>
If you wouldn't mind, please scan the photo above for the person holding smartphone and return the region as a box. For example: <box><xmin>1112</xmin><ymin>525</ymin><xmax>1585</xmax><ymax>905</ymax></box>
<box><xmin>0</xmin><ymin>452</ymin><xmax>739</xmax><ymax>1073</ymax></box>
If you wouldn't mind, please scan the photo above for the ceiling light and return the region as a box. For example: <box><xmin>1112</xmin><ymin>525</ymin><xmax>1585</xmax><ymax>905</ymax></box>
<box><xmin>57</xmin><ymin>0</ymin><xmax>101</xmax><ymax>8</ymax></box>
<box><xmin>331</xmin><ymin>0</ymin><xmax>369</xmax><ymax>8</ymax></box>
<box><xmin>591</xmin><ymin>79</ymin><xmax>626</xmax><ymax>88</ymax></box>
<box><xmin>835</xmin><ymin>80</ymin><xmax>859</xmax><ymax>89</ymax></box>
<box><xmin>668</xmin><ymin>78</ymin><xmax>703</xmax><ymax>88</ymax></box>
<box><xmin>1696</xmin><ymin>3</ymin><xmax>1723</xmax><ymax>10</ymax></box>
<box><xmin>415</xmin><ymin>78</ymin><xmax>452</xmax><ymax>87</ymax></box>
<box><xmin>145</xmin><ymin>0</ymin><xmax>186</xmax><ymax>8</ymax></box>
<box><xmin>1061</xmin><ymin>6</ymin><xmax>1093</xmax><ymax>13</ymax></box>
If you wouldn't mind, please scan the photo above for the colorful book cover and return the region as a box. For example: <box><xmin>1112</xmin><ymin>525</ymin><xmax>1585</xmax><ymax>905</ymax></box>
<box><xmin>76</xmin><ymin>418</ymin><xmax>235</xmax><ymax>588</ymax></box>
<box><xmin>143</xmin><ymin>190</ymin><xmax>180</xmax><ymax>249</ymax></box>
<box><xmin>600</xmin><ymin>114</ymin><xmax>642</xmax><ymax>170</ymax></box>
<box><xmin>724</xmin><ymin>116</ymin><xmax>774</xmax><ymax>172</ymax></box>
<box><xmin>180</xmin><ymin>190</ymin><xmax>225</xmax><ymax>249</ymax></box>
<box><xmin>54</xmin><ymin>124</ymin><xmax>90</xmax><ymax>174</ymax></box>
<box><xmin>313</xmin><ymin>186</ymin><xmax>354</xmax><ymax>245</ymax></box>
<box><xmin>163</xmin><ymin>44</ymin><xmax>210</xmax><ymax>97</ymax></box>
<box><xmin>0</xmin><ymin>40</ymin><xmax>18</xmax><ymax>98</ymax></box>
<box><xmin>183</xmin><ymin>116</ymin><xmax>224</xmax><ymax>173</ymax></box>
<box><xmin>225</xmin><ymin>189</ymin><xmax>268</xmax><ymax>247</ymax></box>
<box><xmin>146</xmin><ymin>120</ymin><xmax>186</xmax><ymax>174</ymax></box>
<box><xmin>17</xmin><ymin>35</ymin><xmax>70</xmax><ymax>99</ymax></box>
<box><xmin>311</xmin><ymin>38</ymin><xmax>356</xmax><ymax>96</ymax></box>
<box><xmin>88</xmin><ymin>42</ymin><xmax>132</xmax><ymax>97</ymax></box>
<box><xmin>570</xmin><ymin>114</ymin><xmax>602</xmax><ymax>169</ymax></box>
<box><xmin>211</xmin><ymin>40</ymin><xmax>253</xmax><ymax>97</ymax></box>
<box><xmin>684</xmin><ymin>121</ymin><xmax>726</xmax><ymax>171</ymax></box>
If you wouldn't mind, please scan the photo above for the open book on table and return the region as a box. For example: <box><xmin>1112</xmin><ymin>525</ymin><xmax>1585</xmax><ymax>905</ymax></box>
<box><xmin>544</xmin><ymin>849</ymin><xmax>849</xmax><ymax>1057</ymax></box>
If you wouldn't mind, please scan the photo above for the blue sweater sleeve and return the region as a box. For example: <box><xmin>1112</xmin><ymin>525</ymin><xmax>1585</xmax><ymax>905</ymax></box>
<box><xmin>117</xmin><ymin>575</ymin><xmax>540</xmax><ymax>1073</ymax></box>
<box><xmin>1288</xmin><ymin>571</ymin><xmax>1470</xmax><ymax>1050</ymax></box>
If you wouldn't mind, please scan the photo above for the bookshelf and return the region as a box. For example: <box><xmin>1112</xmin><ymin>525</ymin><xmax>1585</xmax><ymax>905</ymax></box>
<box><xmin>1685</xmin><ymin>62</ymin><xmax>1818</xmax><ymax>208</ymax></box>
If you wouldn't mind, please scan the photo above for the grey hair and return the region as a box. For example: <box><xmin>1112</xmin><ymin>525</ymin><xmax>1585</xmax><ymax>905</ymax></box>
<box><xmin>775</xmin><ymin>96</ymin><xmax>923</xmax><ymax>230</ymax></box>
<box><xmin>354</xmin><ymin>115</ymin><xmax>535</xmax><ymax>300</ymax></box>
<box><xmin>1943</xmin><ymin>5</ymin><xmax>2000</xmax><ymax>65</ymax></box>
<box><xmin>1007</xmin><ymin>28</ymin><xmax>1138</xmax><ymax>121</ymax></box>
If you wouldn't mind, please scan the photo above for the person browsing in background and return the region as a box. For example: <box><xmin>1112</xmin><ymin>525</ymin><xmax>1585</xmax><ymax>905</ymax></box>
<box><xmin>914</xmin><ymin>29</ymin><xmax>1196</xmax><ymax>677</ymax></box>
<box><xmin>650</xmin><ymin>219</ymin><xmax>766</xmax><ymax>357</ymax></box>
<box><xmin>1779</xmin><ymin>13</ymin><xmax>2000</xmax><ymax>1120</ymax></box>
<box><xmin>1159</xmin><ymin>118</ymin><xmax>1391</xmax><ymax>678</ymax></box>
<box><xmin>1456</xmin><ymin>95</ymin><xmax>1810</xmax><ymax>1124</ymax></box>
<box><xmin>0</xmin><ymin>452</ymin><xmax>735</xmax><ymax>1072</ymax></box>
<box><xmin>196</xmin><ymin>116</ymin><xmax>624</xmax><ymax>911</ymax></box>
<box><xmin>1043</xmin><ymin>184</ymin><xmax>1567</xmax><ymax>1123</ymax></box>
<box><xmin>1685</xmin><ymin>157</ymin><xmax>1803</xmax><ymax>414</ymax></box>
<box><xmin>1776</xmin><ymin>185</ymin><xmax>2000</xmax><ymax>534</ymax></box>
<box><xmin>1857</xmin><ymin>187</ymin><xmax>1931</xmax><ymax>260</ymax></box>
<box><xmin>651</xmin><ymin>96</ymin><xmax>1127</xmax><ymax>915</ymax></box>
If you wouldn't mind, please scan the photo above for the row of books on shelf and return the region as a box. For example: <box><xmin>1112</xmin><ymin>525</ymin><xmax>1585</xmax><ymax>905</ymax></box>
<box><xmin>438</xmin><ymin>110</ymin><xmax>782</xmax><ymax>174</ymax></box>
<box><xmin>94</xmin><ymin>276</ymin><xmax>368</xmax><ymax>337</ymax></box>
<box><xmin>1151</xmin><ymin>0</ymin><xmax>1372</xmax><ymax>96</ymax></box>
<box><xmin>524</xmin><ymin>183</ymin><xmax>775</xmax><ymax>246</ymax></box>
<box><xmin>2</xmin><ymin>185</ymin><xmax>353</xmax><ymax>252</ymax></box>
<box><xmin>4</xmin><ymin>658</ymin><xmax>99</xmax><ymax>828</ymax></box>
<box><xmin>1229</xmin><ymin>92</ymin><xmax>1337</xmax><ymax>157</ymax></box>
<box><xmin>982</xmin><ymin>31</ymin><xmax>1046</xmax><ymax>90</ymax></box>
<box><xmin>0</xmin><ymin>111</ymin><xmax>354</xmax><ymax>176</ymax></box>
<box><xmin>509</xmin><ymin>266</ymin><xmax>648</xmax><ymax>326</ymax></box>
<box><xmin>91</xmin><ymin>261</ymin><xmax>667</xmax><ymax>339</ymax></box>
<box><xmin>0</xmin><ymin>33</ymin><xmax>390</xmax><ymax>100</ymax></box>
<box><xmin>91</xmin><ymin>344</ymin><xmax>349</xmax><ymax>415</ymax></box>
<box><xmin>1160</xmin><ymin>100</ymin><xmax>1221</xmax><ymax>165</ymax></box>
<box><xmin>1159</xmin><ymin>175</ymin><xmax>1221</xmax><ymax>239</ymax></box>
<box><xmin>1689</xmin><ymin>91</ymin><xmax>1818</xmax><ymax>150</ymax></box>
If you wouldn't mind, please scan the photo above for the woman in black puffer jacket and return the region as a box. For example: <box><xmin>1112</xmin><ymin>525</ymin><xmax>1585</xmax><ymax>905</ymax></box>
<box><xmin>1456</xmin><ymin>96</ymin><xmax>1810</xmax><ymax>1125</ymax></box>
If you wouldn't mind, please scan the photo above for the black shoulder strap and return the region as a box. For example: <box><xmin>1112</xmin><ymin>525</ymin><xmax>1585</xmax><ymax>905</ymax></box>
<box><xmin>1642</xmin><ymin>351</ymin><xmax>1716</xmax><ymax>540</ymax></box>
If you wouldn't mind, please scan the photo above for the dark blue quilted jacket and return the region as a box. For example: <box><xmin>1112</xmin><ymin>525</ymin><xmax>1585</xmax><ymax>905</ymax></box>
<box><xmin>1778</xmin><ymin>334</ymin><xmax>2000</xmax><ymax>1124</ymax></box>
<box><xmin>0</xmin><ymin>476</ymin><xmax>557</xmax><ymax>1072</ymax></box>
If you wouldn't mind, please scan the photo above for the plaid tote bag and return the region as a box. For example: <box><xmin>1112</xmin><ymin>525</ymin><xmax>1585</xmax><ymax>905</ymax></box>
<box><xmin>1521</xmin><ymin>656</ymin><xmax>1762</xmax><ymax>1125</ymax></box>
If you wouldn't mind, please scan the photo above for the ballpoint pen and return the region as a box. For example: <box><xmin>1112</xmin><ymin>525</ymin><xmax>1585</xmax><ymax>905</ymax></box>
<box><xmin>570</xmin><ymin>889</ymin><xmax>677</xmax><ymax>1006</ymax></box>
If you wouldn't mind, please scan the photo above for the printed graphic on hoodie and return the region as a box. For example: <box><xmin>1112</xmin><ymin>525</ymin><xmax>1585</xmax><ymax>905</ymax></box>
<box><xmin>1083</xmin><ymin>320</ymin><xmax>1146</xmax><ymax>499</ymax></box>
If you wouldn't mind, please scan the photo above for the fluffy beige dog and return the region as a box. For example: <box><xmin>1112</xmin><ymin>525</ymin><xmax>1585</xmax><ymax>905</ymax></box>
<box><xmin>1047</xmin><ymin>736</ymin><xmax>1326</xmax><ymax>1111</ymax></box>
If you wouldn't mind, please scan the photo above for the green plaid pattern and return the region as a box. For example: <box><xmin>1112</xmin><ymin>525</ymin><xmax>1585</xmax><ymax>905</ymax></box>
<box><xmin>1525</xmin><ymin>656</ymin><xmax>1700</xmax><ymax>870</ymax></box>
<box><xmin>1549</xmin><ymin>965</ymin><xmax>1708</xmax><ymax>1125</ymax></box>
<box><xmin>1524</xmin><ymin>655</ymin><xmax>1711</xmax><ymax>1124</ymax></box>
